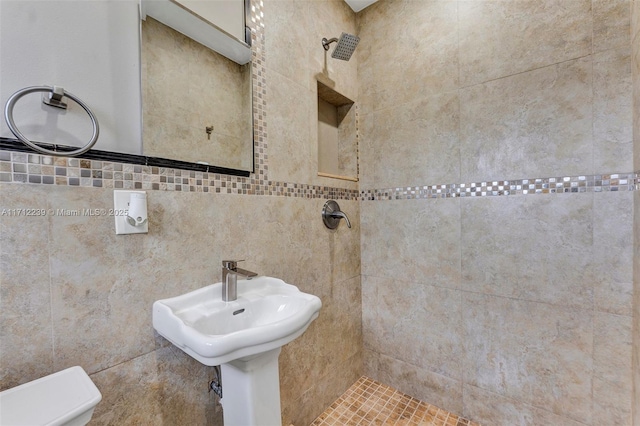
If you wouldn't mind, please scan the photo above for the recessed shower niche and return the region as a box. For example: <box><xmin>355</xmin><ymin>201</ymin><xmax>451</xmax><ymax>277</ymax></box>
<box><xmin>316</xmin><ymin>80</ymin><xmax>358</xmax><ymax>182</ymax></box>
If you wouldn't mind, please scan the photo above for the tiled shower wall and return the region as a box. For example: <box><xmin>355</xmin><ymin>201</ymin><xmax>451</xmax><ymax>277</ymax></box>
<box><xmin>358</xmin><ymin>1</ymin><xmax>637</xmax><ymax>425</ymax></box>
<box><xmin>0</xmin><ymin>1</ymin><xmax>362</xmax><ymax>426</ymax></box>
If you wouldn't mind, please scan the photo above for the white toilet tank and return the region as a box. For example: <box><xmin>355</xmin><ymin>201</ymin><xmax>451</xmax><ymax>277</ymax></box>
<box><xmin>0</xmin><ymin>366</ymin><xmax>102</xmax><ymax>426</ymax></box>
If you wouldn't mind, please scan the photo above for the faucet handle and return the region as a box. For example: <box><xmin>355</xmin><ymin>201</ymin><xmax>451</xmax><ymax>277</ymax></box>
<box><xmin>222</xmin><ymin>260</ymin><xmax>244</xmax><ymax>269</ymax></box>
<box><xmin>322</xmin><ymin>200</ymin><xmax>352</xmax><ymax>229</ymax></box>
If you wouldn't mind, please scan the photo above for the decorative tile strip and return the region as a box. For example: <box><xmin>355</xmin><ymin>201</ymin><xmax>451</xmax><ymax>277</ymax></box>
<box><xmin>3</xmin><ymin>148</ymin><xmax>634</xmax><ymax>201</ymax></box>
<box><xmin>360</xmin><ymin>172</ymin><xmax>640</xmax><ymax>201</ymax></box>
<box><xmin>250</xmin><ymin>0</ymin><xmax>267</xmax><ymax>182</ymax></box>
<box><xmin>0</xmin><ymin>150</ymin><xmax>360</xmax><ymax>200</ymax></box>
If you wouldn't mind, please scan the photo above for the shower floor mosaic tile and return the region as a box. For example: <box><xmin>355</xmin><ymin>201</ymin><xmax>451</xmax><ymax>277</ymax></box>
<box><xmin>310</xmin><ymin>377</ymin><xmax>480</xmax><ymax>426</ymax></box>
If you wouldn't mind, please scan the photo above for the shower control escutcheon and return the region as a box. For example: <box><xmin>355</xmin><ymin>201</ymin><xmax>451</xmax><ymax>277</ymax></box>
<box><xmin>322</xmin><ymin>200</ymin><xmax>351</xmax><ymax>229</ymax></box>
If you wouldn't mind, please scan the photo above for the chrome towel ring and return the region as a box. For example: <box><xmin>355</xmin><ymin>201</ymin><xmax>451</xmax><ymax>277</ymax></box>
<box><xmin>4</xmin><ymin>85</ymin><xmax>100</xmax><ymax>156</ymax></box>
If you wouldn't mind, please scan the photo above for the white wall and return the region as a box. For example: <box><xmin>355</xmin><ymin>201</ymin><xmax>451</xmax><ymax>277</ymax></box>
<box><xmin>0</xmin><ymin>0</ymin><xmax>142</xmax><ymax>154</ymax></box>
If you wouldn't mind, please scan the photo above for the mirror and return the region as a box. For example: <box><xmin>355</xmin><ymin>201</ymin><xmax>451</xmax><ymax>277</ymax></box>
<box><xmin>141</xmin><ymin>17</ymin><xmax>253</xmax><ymax>171</ymax></box>
<box><xmin>140</xmin><ymin>0</ymin><xmax>254</xmax><ymax>172</ymax></box>
<box><xmin>0</xmin><ymin>0</ymin><xmax>254</xmax><ymax>175</ymax></box>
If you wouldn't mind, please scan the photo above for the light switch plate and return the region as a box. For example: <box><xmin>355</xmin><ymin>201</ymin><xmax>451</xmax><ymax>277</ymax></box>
<box><xmin>114</xmin><ymin>190</ymin><xmax>148</xmax><ymax>235</ymax></box>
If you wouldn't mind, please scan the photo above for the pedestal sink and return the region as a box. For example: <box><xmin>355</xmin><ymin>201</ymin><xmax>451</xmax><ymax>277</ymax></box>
<box><xmin>153</xmin><ymin>276</ymin><xmax>322</xmax><ymax>426</ymax></box>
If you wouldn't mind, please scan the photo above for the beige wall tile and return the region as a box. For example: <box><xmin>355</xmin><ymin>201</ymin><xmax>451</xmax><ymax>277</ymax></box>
<box><xmin>266</xmin><ymin>69</ymin><xmax>314</xmax><ymax>184</ymax></box>
<box><xmin>359</xmin><ymin>1</ymin><xmax>458</xmax><ymax>111</ymax></box>
<box><xmin>264</xmin><ymin>0</ymin><xmax>311</xmax><ymax>90</ymax></box>
<box><xmin>594</xmin><ymin>191</ymin><xmax>634</xmax><ymax>316</ymax></box>
<box><xmin>356</xmin><ymin>112</ymin><xmax>376</xmax><ymax>189</ymax></box>
<box><xmin>90</xmin><ymin>351</ymin><xmax>165</xmax><ymax>425</ymax></box>
<box><xmin>459</xmin><ymin>0</ymin><xmax>592</xmax><ymax>87</ymax></box>
<box><xmin>594</xmin><ymin>46</ymin><xmax>634</xmax><ymax>172</ymax></box>
<box><xmin>91</xmin><ymin>345</ymin><xmax>222</xmax><ymax>426</ymax></box>
<box><xmin>280</xmin><ymin>273</ymin><xmax>362</xmax><ymax>408</ymax></box>
<box><xmin>364</xmin><ymin>350</ymin><xmax>463</xmax><ymax>415</ymax></box>
<box><xmin>593</xmin><ymin>312</ymin><xmax>633</xmax><ymax>425</ymax></box>
<box><xmin>284</xmin><ymin>351</ymin><xmax>362</xmax><ymax>426</ymax></box>
<box><xmin>361</xmin><ymin>275</ymin><xmax>378</xmax><ymax>353</ymax></box>
<box><xmin>460</xmin><ymin>196</ymin><xmax>520</xmax><ymax>297</ymax></box>
<box><xmin>0</xmin><ymin>185</ymin><xmax>54</xmax><ymax>390</ymax></box>
<box><xmin>355</xmin><ymin>26</ymin><xmax>375</xmax><ymax>117</ymax></box>
<box><xmin>461</xmin><ymin>194</ymin><xmax>594</xmax><ymax>309</ymax></box>
<box><xmin>460</xmin><ymin>57</ymin><xmax>593</xmax><ymax>182</ymax></box>
<box><xmin>155</xmin><ymin>345</ymin><xmax>223</xmax><ymax>425</ymax></box>
<box><xmin>90</xmin><ymin>348</ymin><xmax>223</xmax><ymax>426</ymax></box>
<box><xmin>593</xmin><ymin>0</ymin><xmax>631</xmax><ymax>53</ymax></box>
<box><xmin>362</xmin><ymin>275</ymin><xmax>462</xmax><ymax>380</ymax></box>
<box><xmin>368</xmin><ymin>91</ymin><xmax>460</xmax><ymax>188</ymax></box>
<box><xmin>361</xmin><ymin>199</ymin><xmax>461</xmax><ymax>289</ymax></box>
<box><xmin>462</xmin><ymin>384</ymin><xmax>588</xmax><ymax>426</ymax></box>
<box><xmin>462</xmin><ymin>292</ymin><xmax>593</xmax><ymax>424</ymax></box>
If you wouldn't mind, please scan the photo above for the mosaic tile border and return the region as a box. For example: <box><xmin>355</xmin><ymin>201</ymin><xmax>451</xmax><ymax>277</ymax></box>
<box><xmin>360</xmin><ymin>172</ymin><xmax>640</xmax><ymax>201</ymax></box>
<box><xmin>1</xmin><ymin>150</ymin><xmax>638</xmax><ymax>202</ymax></box>
<box><xmin>250</xmin><ymin>0</ymin><xmax>267</xmax><ymax>182</ymax></box>
<box><xmin>0</xmin><ymin>151</ymin><xmax>359</xmax><ymax>200</ymax></box>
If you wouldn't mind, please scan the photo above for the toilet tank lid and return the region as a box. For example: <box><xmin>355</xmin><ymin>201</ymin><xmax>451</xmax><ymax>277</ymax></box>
<box><xmin>0</xmin><ymin>366</ymin><xmax>102</xmax><ymax>426</ymax></box>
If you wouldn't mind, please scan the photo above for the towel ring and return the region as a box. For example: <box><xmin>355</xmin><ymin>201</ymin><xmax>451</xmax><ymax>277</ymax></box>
<box><xmin>4</xmin><ymin>85</ymin><xmax>100</xmax><ymax>157</ymax></box>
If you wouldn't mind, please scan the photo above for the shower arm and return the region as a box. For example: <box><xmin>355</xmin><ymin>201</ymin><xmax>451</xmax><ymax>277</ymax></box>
<box><xmin>322</xmin><ymin>37</ymin><xmax>339</xmax><ymax>51</ymax></box>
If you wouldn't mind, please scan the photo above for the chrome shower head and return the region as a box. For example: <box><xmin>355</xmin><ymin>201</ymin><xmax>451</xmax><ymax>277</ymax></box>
<box><xmin>322</xmin><ymin>32</ymin><xmax>360</xmax><ymax>61</ymax></box>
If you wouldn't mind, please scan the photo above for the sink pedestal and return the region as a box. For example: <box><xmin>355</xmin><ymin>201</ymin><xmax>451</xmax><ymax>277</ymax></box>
<box><xmin>220</xmin><ymin>348</ymin><xmax>282</xmax><ymax>426</ymax></box>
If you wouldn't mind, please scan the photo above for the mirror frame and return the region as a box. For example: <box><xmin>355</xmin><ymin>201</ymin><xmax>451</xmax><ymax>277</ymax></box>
<box><xmin>0</xmin><ymin>136</ymin><xmax>251</xmax><ymax>176</ymax></box>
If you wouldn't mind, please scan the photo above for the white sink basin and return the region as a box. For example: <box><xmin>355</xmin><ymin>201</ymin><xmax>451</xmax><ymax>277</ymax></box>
<box><xmin>153</xmin><ymin>276</ymin><xmax>322</xmax><ymax>366</ymax></box>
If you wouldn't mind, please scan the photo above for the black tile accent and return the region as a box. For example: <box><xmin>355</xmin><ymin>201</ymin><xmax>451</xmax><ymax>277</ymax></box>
<box><xmin>0</xmin><ymin>137</ymin><xmax>251</xmax><ymax>177</ymax></box>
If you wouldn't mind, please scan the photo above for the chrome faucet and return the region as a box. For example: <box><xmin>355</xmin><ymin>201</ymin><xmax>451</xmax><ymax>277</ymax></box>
<box><xmin>222</xmin><ymin>260</ymin><xmax>257</xmax><ymax>302</ymax></box>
